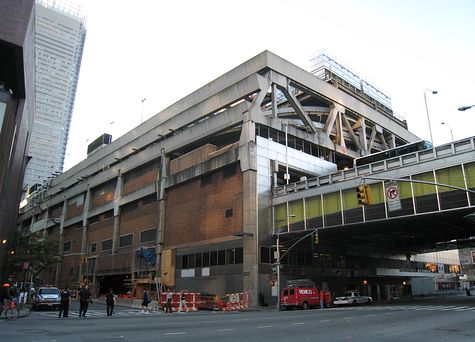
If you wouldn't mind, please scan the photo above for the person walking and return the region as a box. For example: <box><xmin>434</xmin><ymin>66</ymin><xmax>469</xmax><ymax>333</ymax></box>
<box><xmin>324</xmin><ymin>289</ymin><xmax>332</xmax><ymax>308</ymax></box>
<box><xmin>106</xmin><ymin>288</ymin><xmax>116</xmax><ymax>316</ymax></box>
<box><xmin>165</xmin><ymin>289</ymin><xmax>173</xmax><ymax>313</ymax></box>
<box><xmin>58</xmin><ymin>286</ymin><xmax>71</xmax><ymax>318</ymax></box>
<box><xmin>78</xmin><ymin>284</ymin><xmax>92</xmax><ymax>317</ymax></box>
<box><xmin>319</xmin><ymin>289</ymin><xmax>325</xmax><ymax>309</ymax></box>
<box><xmin>178</xmin><ymin>290</ymin><xmax>189</xmax><ymax>312</ymax></box>
<box><xmin>141</xmin><ymin>289</ymin><xmax>151</xmax><ymax>313</ymax></box>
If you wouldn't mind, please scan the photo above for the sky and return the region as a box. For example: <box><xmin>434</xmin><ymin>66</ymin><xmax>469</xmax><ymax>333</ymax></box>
<box><xmin>64</xmin><ymin>0</ymin><xmax>475</xmax><ymax>171</ymax></box>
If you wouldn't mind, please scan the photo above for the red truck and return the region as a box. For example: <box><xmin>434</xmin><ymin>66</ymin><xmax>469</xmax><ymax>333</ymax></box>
<box><xmin>280</xmin><ymin>279</ymin><xmax>320</xmax><ymax>310</ymax></box>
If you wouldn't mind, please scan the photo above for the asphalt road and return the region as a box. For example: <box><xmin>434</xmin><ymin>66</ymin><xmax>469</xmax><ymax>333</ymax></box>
<box><xmin>3</xmin><ymin>296</ymin><xmax>475</xmax><ymax>342</ymax></box>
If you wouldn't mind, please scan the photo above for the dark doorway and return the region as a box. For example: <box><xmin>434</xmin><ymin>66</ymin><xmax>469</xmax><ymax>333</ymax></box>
<box><xmin>98</xmin><ymin>274</ymin><xmax>129</xmax><ymax>295</ymax></box>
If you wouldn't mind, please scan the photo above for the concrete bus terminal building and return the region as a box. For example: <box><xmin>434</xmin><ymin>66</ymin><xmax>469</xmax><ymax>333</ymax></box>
<box><xmin>19</xmin><ymin>51</ymin><xmax>475</xmax><ymax>304</ymax></box>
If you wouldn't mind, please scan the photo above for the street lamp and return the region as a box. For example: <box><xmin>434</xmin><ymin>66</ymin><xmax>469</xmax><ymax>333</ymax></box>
<box><xmin>440</xmin><ymin>122</ymin><xmax>454</xmax><ymax>142</ymax></box>
<box><xmin>458</xmin><ymin>105</ymin><xmax>475</xmax><ymax>112</ymax></box>
<box><xmin>423</xmin><ymin>89</ymin><xmax>438</xmax><ymax>145</ymax></box>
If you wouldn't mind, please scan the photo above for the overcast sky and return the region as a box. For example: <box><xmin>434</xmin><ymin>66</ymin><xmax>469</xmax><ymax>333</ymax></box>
<box><xmin>64</xmin><ymin>0</ymin><xmax>475</xmax><ymax>170</ymax></box>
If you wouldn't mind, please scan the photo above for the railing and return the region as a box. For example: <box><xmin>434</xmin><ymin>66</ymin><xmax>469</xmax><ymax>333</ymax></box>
<box><xmin>274</xmin><ymin>136</ymin><xmax>475</xmax><ymax>197</ymax></box>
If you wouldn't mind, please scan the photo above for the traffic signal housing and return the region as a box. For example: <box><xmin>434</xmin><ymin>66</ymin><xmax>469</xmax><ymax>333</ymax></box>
<box><xmin>314</xmin><ymin>230</ymin><xmax>319</xmax><ymax>244</ymax></box>
<box><xmin>356</xmin><ymin>184</ymin><xmax>371</xmax><ymax>206</ymax></box>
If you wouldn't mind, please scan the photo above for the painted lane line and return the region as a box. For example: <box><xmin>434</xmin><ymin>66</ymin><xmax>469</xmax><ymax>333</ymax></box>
<box><xmin>343</xmin><ymin>317</ymin><xmax>353</xmax><ymax>320</ymax></box>
<box><xmin>385</xmin><ymin>312</ymin><xmax>394</xmax><ymax>315</ymax></box>
<box><xmin>292</xmin><ymin>322</ymin><xmax>305</xmax><ymax>325</ymax></box>
<box><xmin>320</xmin><ymin>319</ymin><xmax>331</xmax><ymax>322</ymax></box>
<box><xmin>365</xmin><ymin>314</ymin><xmax>376</xmax><ymax>317</ymax></box>
<box><xmin>165</xmin><ymin>332</ymin><xmax>186</xmax><ymax>336</ymax></box>
<box><xmin>217</xmin><ymin>329</ymin><xmax>235</xmax><ymax>332</ymax></box>
<box><xmin>257</xmin><ymin>325</ymin><xmax>273</xmax><ymax>329</ymax></box>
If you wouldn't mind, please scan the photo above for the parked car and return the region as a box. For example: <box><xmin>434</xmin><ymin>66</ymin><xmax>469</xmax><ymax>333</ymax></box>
<box><xmin>333</xmin><ymin>291</ymin><xmax>372</xmax><ymax>306</ymax></box>
<box><xmin>33</xmin><ymin>286</ymin><xmax>61</xmax><ymax>310</ymax></box>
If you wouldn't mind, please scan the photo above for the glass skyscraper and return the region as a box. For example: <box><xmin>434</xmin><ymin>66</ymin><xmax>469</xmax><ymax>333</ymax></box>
<box><xmin>23</xmin><ymin>0</ymin><xmax>86</xmax><ymax>189</ymax></box>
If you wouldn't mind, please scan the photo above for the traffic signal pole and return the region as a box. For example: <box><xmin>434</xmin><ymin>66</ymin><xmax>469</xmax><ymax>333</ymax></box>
<box><xmin>362</xmin><ymin>176</ymin><xmax>475</xmax><ymax>194</ymax></box>
<box><xmin>275</xmin><ymin>229</ymin><xmax>319</xmax><ymax>310</ymax></box>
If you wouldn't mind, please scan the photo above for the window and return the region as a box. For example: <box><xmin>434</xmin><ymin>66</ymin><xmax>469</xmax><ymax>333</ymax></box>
<box><xmin>289</xmin><ymin>289</ymin><xmax>294</xmax><ymax>296</ymax></box>
<box><xmin>201</xmin><ymin>174</ymin><xmax>212</xmax><ymax>186</ymax></box>
<box><xmin>88</xmin><ymin>215</ymin><xmax>100</xmax><ymax>224</ymax></box>
<box><xmin>210</xmin><ymin>251</ymin><xmax>217</xmax><ymax>266</ymax></box>
<box><xmin>103</xmin><ymin>210</ymin><xmax>114</xmax><ymax>219</ymax></box>
<box><xmin>140</xmin><ymin>228</ymin><xmax>156</xmax><ymax>243</ymax></box>
<box><xmin>222</xmin><ymin>164</ymin><xmax>236</xmax><ymax>178</ymax></box>
<box><xmin>101</xmin><ymin>239</ymin><xmax>113</xmax><ymax>251</ymax></box>
<box><xmin>188</xmin><ymin>254</ymin><xmax>195</xmax><ymax>268</ymax></box>
<box><xmin>63</xmin><ymin>241</ymin><xmax>71</xmax><ymax>252</ymax></box>
<box><xmin>203</xmin><ymin>252</ymin><xmax>210</xmax><ymax>267</ymax></box>
<box><xmin>119</xmin><ymin>234</ymin><xmax>133</xmax><ymax>248</ymax></box>
<box><xmin>195</xmin><ymin>253</ymin><xmax>202</xmax><ymax>268</ymax></box>
<box><xmin>235</xmin><ymin>247</ymin><xmax>243</xmax><ymax>264</ymax></box>
<box><xmin>181</xmin><ymin>255</ymin><xmax>188</xmax><ymax>269</ymax></box>
<box><xmin>142</xmin><ymin>194</ymin><xmax>157</xmax><ymax>205</ymax></box>
<box><xmin>225</xmin><ymin>209</ymin><xmax>233</xmax><ymax>218</ymax></box>
<box><xmin>218</xmin><ymin>250</ymin><xmax>226</xmax><ymax>265</ymax></box>
<box><xmin>472</xmin><ymin>251</ymin><xmax>475</xmax><ymax>264</ymax></box>
<box><xmin>226</xmin><ymin>249</ymin><xmax>235</xmax><ymax>264</ymax></box>
<box><xmin>91</xmin><ymin>243</ymin><xmax>97</xmax><ymax>253</ymax></box>
<box><xmin>260</xmin><ymin>247</ymin><xmax>270</xmax><ymax>263</ymax></box>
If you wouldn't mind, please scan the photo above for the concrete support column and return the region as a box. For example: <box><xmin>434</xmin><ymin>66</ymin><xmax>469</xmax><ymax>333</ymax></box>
<box><xmin>54</xmin><ymin>199</ymin><xmax>67</xmax><ymax>286</ymax></box>
<box><xmin>112</xmin><ymin>172</ymin><xmax>122</xmax><ymax>253</ymax></box>
<box><xmin>78</xmin><ymin>189</ymin><xmax>91</xmax><ymax>284</ymax></box>
<box><xmin>156</xmin><ymin>148</ymin><xmax>168</xmax><ymax>282</ymax></box>
<box><xmin>242</xmin><ymin>169</ymin><xmax>259</xmax><ymax>305</ymax></box>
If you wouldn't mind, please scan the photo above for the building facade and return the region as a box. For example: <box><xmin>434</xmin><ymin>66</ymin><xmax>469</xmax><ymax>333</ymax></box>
<box><xmin>22</xmin><ymin>0</ymin><xmax>86</xmax><ymax>190</ymax></box>
<box><xmin>0</xmin><ymin>0</ymin><xmax>36</xmax><ymax>283</ymax></box>
<box><xmin>20</xmin><ymin>51</ymin><xmax>423</xmax><ymax>302</ymax></box>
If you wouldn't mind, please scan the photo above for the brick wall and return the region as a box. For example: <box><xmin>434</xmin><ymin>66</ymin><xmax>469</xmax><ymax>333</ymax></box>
<box><xmin>123</xmin><ymin>163</ymin><xmax>158</xmax><ymax>196</ymax></box>
<box><xmin>63</xmin><ymin>224</ymin><xmax>83</xmax><ymax>254</ymax></box>
<box><xmin>119</xmin><ymin>200</ymin><xmax>159</xmax><ymax>243</ymax></box>
<box><xmin>87</xmin><ymin>217</ymin><xmax>114</xmax><ymax>252</ymax></box>
<box><xmin>164</xmin><ymin>165</ymin><xmax>243</xmax><ymax>246</ymax></box>
<box><xmin>66</xmin><ymin>193</ymin><xmax>85</xmax><ymax>220</ymax></box>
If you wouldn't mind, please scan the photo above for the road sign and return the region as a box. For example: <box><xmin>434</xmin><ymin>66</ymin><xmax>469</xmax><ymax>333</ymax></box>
<box><xmin>385</xmin><ymin>181</ymin><xmax>402</xmax><ymax>212</ymax></box>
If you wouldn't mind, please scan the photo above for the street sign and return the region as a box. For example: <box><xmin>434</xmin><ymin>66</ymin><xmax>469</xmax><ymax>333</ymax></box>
<box><xmin>385</xmin><ymin>181</ymin><xmax>402</xmax><ymax>212</ymax></box>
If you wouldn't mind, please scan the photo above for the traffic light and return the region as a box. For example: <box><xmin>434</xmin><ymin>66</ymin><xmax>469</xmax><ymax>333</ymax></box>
<box><xmin>314</xmin><ymin>230</ymin><xmax>319</xmax><ymax>244</ymax></box>
<box><xmin>356</xmin><ymin>184</ymin><xmax>372</xmax><ymax>206</ymax></box>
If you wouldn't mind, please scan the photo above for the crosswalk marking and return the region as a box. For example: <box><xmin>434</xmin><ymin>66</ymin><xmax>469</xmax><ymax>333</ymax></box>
<box><xmin>38</xmin><ymin>309</ymin><xmax>163</xmax><ymax>318</ymax></box>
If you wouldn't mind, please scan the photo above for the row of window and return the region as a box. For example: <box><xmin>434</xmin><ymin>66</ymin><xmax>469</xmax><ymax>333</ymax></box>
<box><xmin>63</xmin><ymin>228</ymin><xmax>157</xmax><ymax>254</ymax></box>
<box><xmin>177</xmin><ymin>248</ymin><xmax>244</xmax><ymax>269</ymax></box>
<box><xmin>260</xmin><ymin>246</ymin><xmax>313</xmax><ymax>266</ymax></box>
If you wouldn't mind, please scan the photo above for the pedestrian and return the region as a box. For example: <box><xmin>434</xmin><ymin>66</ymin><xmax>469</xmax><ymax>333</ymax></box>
<box><xmin>324</xmin><ymin>289</ymin><xmax>332</xmax><ymax>308</ymax></box>
<box><xmin>319</xmin><ymin>289</ymin><xmax>325</xmax><ymax>309</ymax></box>
<box><xmin>106</xmin><ymin>288</ymin><xmax>116</xmax><ymax>316</ymax></box>
<box><xmin>165</xmin><ymin>288</ymin><xmax>173</xmax><ymax>313</ymax></box>
<box><xmin>0</xmin><ymin>283</ymin><xmax>11</xmax><ymax>315</ymax></box>
<box><xmin>178</xmin><ymin>290</ymin><xmax>189</xmax><ymax>312</ymax></box>
<box><xmin>58</xmin><ymin>286</ymin><xmax>71</xmax><ymax>318</ymax></box>
<box><xmin>141</xmin><ymin>289</ymin><xmax>150</xmax><ymax>313</ymax></box>
<box><xmin>78</xmin><ymin>284</ymin><xmax>92</xmax><ymax>317</ymax></box>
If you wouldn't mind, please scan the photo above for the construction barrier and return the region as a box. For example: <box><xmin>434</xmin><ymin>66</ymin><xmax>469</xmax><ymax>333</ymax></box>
<box><xmin>160</xmin><ymin>292</ymin><xmax>200</xmax><ymax>312</ymax></box>
<box><xmin>157</xmin><ymin>291</ymin><xmax>252</xmax><ymax>312</ymax></box>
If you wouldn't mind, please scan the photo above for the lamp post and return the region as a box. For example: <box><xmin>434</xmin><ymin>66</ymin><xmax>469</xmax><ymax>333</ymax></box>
<box><xmin>423</xmin><ymin>89</ymin><xmax>438</xmax><ymax>145</ymax></box>
<box><xmin>440</xmin><ymin>122</ymin><xmax>454</xmax><ymax>142</ymax></box>
<box><xmin>141</xmin><ymin>98</ymin><xmax>147</xmax><ymax>123</ymax></box>
<box><xmin>458</xmin><ymin>105</ymin><xmax>475</xmax><ymax>112</ymax></box>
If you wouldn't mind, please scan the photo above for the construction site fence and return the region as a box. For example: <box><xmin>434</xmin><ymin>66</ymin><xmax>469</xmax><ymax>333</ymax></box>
<box><xmin>158</xmin><ymin>291</ymin><xmax>253</xmax><ymax>312</ymax></box>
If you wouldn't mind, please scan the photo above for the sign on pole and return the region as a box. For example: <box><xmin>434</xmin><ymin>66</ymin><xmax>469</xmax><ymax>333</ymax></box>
<box><xmin>385</xmin><ymin>181</ymin><xmax>402</xmax><ymax>212</ymax></box>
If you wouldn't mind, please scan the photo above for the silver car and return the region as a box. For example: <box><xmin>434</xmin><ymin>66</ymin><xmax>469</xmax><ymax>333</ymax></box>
<box><xmin>34</xmin><ymin>287</ymin><xmax>61</xmax><ymax>310</ymax></box>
